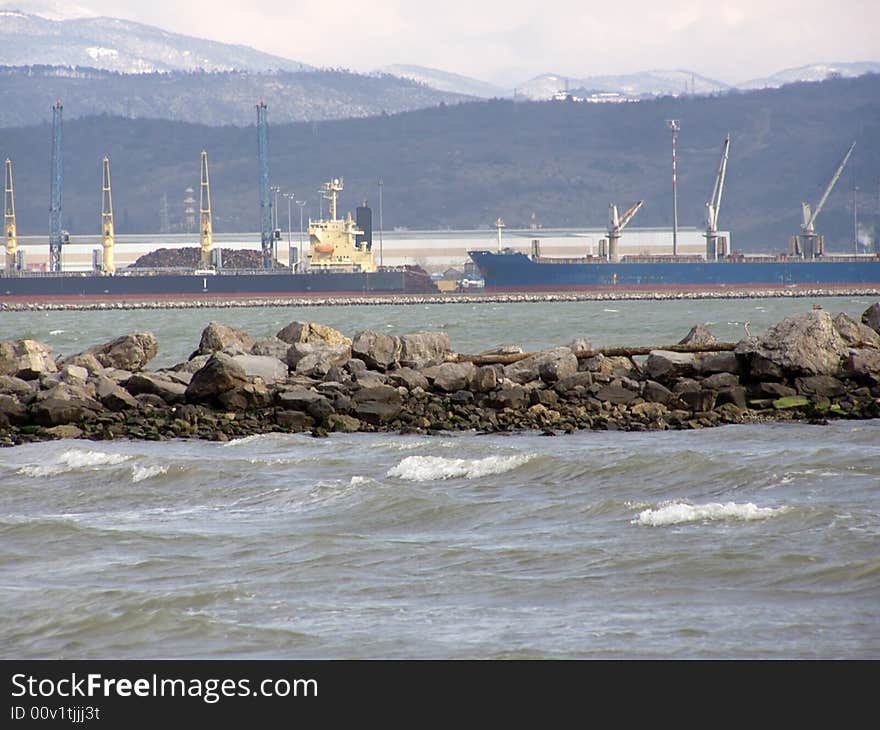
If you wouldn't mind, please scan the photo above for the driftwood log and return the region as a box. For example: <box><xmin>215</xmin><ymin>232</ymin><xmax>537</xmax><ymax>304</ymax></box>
<box><xmin>447</xmin><ymin>342</ymin><xmax>738</xmax><ymax>366</ymax></box>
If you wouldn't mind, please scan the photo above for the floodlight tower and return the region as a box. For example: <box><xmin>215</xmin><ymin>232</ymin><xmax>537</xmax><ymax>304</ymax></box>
<box><xmin>4</xmin><ymin>159</ymin><xmax>17</xmax><ymax>275</ymax></box>
<box><xmin>666</xmin><ymin>119</ymin><xmax>680</xmax><ymax>256</ymax></box>
<box><xmin>199</xmin><ymin>149</ymin><xmax>213</xmax><ymax>269</ymax></box>
<box><xmin>49</xmin><ymin>101</ymin><xmax>66</xmax><ymax>272</ymax></box>
<box><xmin>100</xmin><ymin>156</ymin><xmax>115</xmax><ymax>274</ymax></box>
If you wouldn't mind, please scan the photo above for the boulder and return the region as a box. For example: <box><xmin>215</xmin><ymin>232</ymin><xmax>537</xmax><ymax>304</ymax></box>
<box><xmin>504</xmin><ymin>347</ymin><xmax>577</xmax><ymax>385</ymax></box>
<box><xmin>386</xmin><ymin>367</ymin><xmax>429</xmax><ymax>391</ymax></box>
<box><xmin>642</xmin><ymin>380</ymin><xmax>676</xmax><ymax>405</ymax></box>
<box><xmin>351</xmin><ymin>330</ymin><xmax>400</xmax><ymax>370</ymax></box>
<box><xmin>701</xmin><ymin>372</ymin><xmax>740</xmax><ymax>390</ymax></box>
<box><xmin>125</xmin><ymin>373</ymin><xmax>188</xmax><ymax>404</ymax></box>
<box><xmin>645</xmin><ymin>350</ymin><xmax>697</xmax><ymax>381</ymax></box>
<box><xmin>95</xmin><ymin>376</ymin><xmax>140</xmax><ymax>411</ymax></box>
<box><xmin>678</xmin><ymin>324</ymin><xmax>717</xmax><ymax>345</ymax></box>
<box><xmin>178</xmin><ymin>354</ymin><xmax>212</xmax><ymax>374</ymax></box>
<box><xmin>794</xmin><ymin>375</ymin><xmax>846</xmax><ymax>398</ymax></box>
<box><xmin>695</xmin><ymin>351</ymin><xmax>741</xmax><ymax>375</ymax></box>
<box><xmin>353</xmin><ymin>400</ymin><xmax>402</xmax><ymax>425</ymax></box>
<box><xmin>716</xmin><ymin>386</ymin><xmax>748</xmax><ymax>409</ymax></box>
<box><xmin>734</xmin><ymin>310</ymin><xmax>849</xmax><ymax>377</ymax></box>
<box><xmin>289</xmin><ymin>343</ymin><xmax>351</xmax><ymax>378</ymax></box>
<box><xmin>844</xmin><ymin>348</ymin><xmax>880</xmax><ymax>380</ymax></box>
<box><xmin>276</xmin><ymin>321</ymin><xmax>351</xmax><ymax>347</ymax></box>
<box><xmin>60</xmin><ymin>364</ymin><xmax>90</xmax><ymax>384</ymax></box>
<box><xmin>251</xmin><ymin>336</ymin><xmax>291</xmax><ymax>360</ymax></box>
<box><xmin>0</xmin><ymin>339</ymin><xmax>57</xmax><ymax>380</ymax></box>
<box><xmin>29</xmin><ymin>384</ymin><xmax>103</xmax><ymax>426</ymax></box>
<box><xmin>352</xmin><ymin>385</ymin><xmax>401</xmax><ymax>404</ymax></box>
<box><xmin>0</xmin><ymin>374</ymin><xmax>37</xmax><ymax>401</ymax></box>
<box><xmin>57</xmin><ymin>351</ymin><xmax>104</xmax><ymax>374</ymax></box>
<box><xmin>185</xmin><ymin>353</ymin><xmax>249</xmax><ymax>402</ymax></box>
<box><xmin>862</xmin><ymin>302</ymin><xmax>880</xmax><ymax>335</ymax></box>
<box><xmin>422</xmin><ymin>362</ymin><xmax>475</xmax><ymax>392</ymax></box>
<box><xmin>85</xmin><ymin>332</ymin><xmax>158</xmax><ymax>371</ymax></box>
<box><xmin>594</xmin><ymin>382</ymin><xmax>638</xmax><ymax>405</ymax></box>
<box><xmin>0</xmin><ymin>393</ymin><xmax>27</xmax><ymax>424</ymax></box>
<box><xmin>193</xmin><ymin>322</ymin><xmax>255</xmax><ymax>356</ymax></box>
<box><xmin>477</xmin><ymin>345</ymin><xmax>523</xmax><ymax>357</ymax></box>
<box><xmin>488</xmin><ymin>384</ymin><xmax>531</xmax><ymax>410</ymax></box>
<box><xmin>276</xmin><ymin>388</ymin><xmax>333</xmax><ymax>414</ymax></box>
<box><xmin>230</xmin><ymin>354</ymin><xmax>288</xmax><ymax>385</ymax></box>
<box><xmin>679</xmin><ymin>389</ymin><xmax>717</xmax><ymax>412</ymax></box>
<box><xmin>398</xmin><ymin>331</ymin><xmax>451</xmax><ymax>369</ymax></box>
<box><xmin>833</xmin><ymin>312</ymin><xmax>880</xmax><ymax>349</ymax></box>
<box><xmin>470</xmin><ymin>365</ymin><xmax>498</xmax><ymax>393</ymax></box>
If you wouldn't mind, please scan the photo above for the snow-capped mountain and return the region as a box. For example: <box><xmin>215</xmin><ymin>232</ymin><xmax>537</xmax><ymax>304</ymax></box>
<box><xmin>738</xmin><ymin>61</ymin><xmax>880</xmax><ymax>90</ymax></box>
<box><xmin>516</xmin><ymin>70</ymin><xmax>730</xmax><ymax>100</ymax></box>
<box><xmin>376</xmin><ymin>64</ymin><xmax>508</xmax><ymax>99</ymax></box>
<box><xmin>0</xmin><ymin>9</ymin><xmax>311</xmax><ymax>73</ymax></box>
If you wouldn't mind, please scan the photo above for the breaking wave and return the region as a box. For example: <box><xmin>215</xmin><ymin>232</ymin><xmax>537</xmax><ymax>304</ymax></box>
<box><xmin>632</xmin><ymin>500</ymin><xmax>788</xmax><ymax>526</ymax></box>
<box><xmin>17</xmin><ymin>449</ymin><xmax>132</xmax><ymax>477</ymax></box>
<box><xmin>387</xmin><ymin>454</ymin><xmax>534</xmax><ymax>481</ymax></box>
<box><xmin>131</xmin><ymin>464</ymin><xmax>169</xmax><ymax>483</ymax></box>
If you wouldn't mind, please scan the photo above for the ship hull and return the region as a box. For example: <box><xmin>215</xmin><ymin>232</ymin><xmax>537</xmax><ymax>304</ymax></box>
<box><xmin>468</xmin><ymin>250</ymin><xmax>880</xmax><ymax>292</ymax></box>
<box><xmin>0</xmin><ymin>268</ymin><xmax>438</xmax><ymax>303</ymax></box>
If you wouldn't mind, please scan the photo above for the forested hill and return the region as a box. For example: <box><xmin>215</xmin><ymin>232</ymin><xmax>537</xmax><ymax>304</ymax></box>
<box><xmin>1</xmin><ymin>73</ymin><xmax>878</xmax><ymax>252</ymax></box>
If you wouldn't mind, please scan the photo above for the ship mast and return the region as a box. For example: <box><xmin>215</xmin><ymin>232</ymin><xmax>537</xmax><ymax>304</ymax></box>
<box><xmin>321</xmin><ymin>178</ymin><xmax>344</xmax><ymax>221</ymax></box>
<box><xmin>199</xmin><ymin>149</ymin><xmax>213</xmax><ymax>269</ymax></box>
<box><xmin>4</xmin><ymin>159</ymin><xmax>17</xmax><ymax>275</ymax></box>
<box><xmin>100</xmin><ymin>156</ymin><xmax>115</xmax><ymax>274</ymax></box>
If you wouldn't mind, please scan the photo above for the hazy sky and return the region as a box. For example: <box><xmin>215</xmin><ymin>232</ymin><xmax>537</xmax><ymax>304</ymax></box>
<box><xmin>8</xmin><ymin>0</ymin><xmax>880</xmax><ymax>86</ymax></box>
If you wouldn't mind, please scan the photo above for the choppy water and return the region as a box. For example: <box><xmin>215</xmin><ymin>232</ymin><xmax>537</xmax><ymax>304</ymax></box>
<box><xmin>1</xmin><ymin>296</ymin><xmax>879</xmax><ymax>658</ymax></box>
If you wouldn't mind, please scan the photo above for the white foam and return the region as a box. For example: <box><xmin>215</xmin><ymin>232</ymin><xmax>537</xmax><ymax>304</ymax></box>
<box><xmin>387</xmin><ymin>454</ymin><xmax>533</xmax><ymax>481</ymax></box>
<box><xmin>633</xmin><ymin>500</ymin><xmax>787</xmax><ymax>526</ymax></box>
<box><xmin>350</xmin><ymin>475</ymin><xmax>372</xmax><ymax>486</ymax></box>
<box><xmin>49</xmin><ymin>329</ymin><xmax>65</xmax><ymax>335</ymax></box>
<box><xmin>18</xmin><ymin>449</ymin><xmax>132</xmax><ymax>477</ymax></box>
<box><xmin>131</xmin><ymin>464</ymin><xmax>168</xmax><ymax>483</ymax></box>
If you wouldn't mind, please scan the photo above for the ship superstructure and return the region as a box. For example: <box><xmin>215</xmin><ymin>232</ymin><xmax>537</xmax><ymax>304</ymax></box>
<box><xmin>307</xmin><ymin>178</ymin><xmax>377</xmax><ymax>273</ymax></box>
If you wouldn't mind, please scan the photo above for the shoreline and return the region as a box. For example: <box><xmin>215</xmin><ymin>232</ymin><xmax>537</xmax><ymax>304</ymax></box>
<box><xmin>2</xmin><ymin>286</ymin><xmax>880</xmax><ymax>312</ymax></box>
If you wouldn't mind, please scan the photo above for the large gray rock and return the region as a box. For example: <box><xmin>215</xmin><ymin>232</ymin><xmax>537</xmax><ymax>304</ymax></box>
<box><xmin>125</xmin><ymin>372</ymin><xmax>188</xmax><ymax>404</ymax></box>
<box><xmin>185</xmin><ymin>353</ymin><xmax>249</xmax><ymax>402</ymax></box>
<box><xmin>0</xmin><ymin>339</ymin><xmax>57</xmax><ymax>380</ymax></box>
<box><xmin>645</xmin><ymin>350</ymin><xmax>697</xmax><ymax>381</ymax></box>
<box><xmin>595</xmin><ymin>382</ymin><xmax>638</xmax><ymax>405</ymax></box>
<box><xmin>0</xmin><ymin>374</ymin><xmax>37</xmax><ymax>400</ymax></box>
<box><xmin>833</xmin><ymin>312</ymin><xmax>880</xmax><ymax>349</ymax></box>
<box><xmin>83</xmin><ymin>332</ymin><xmax>158</xmax><ymax>372</ymax></box>
<box><xmin>679</xmin><ymin>324</ymin><xmax>717</xmax><ymax>345</ymax></box>
<box><xmin>695</xmin><ymin>351</ymin><xmax>741</xmax><ymax>375</ymax></box>
<box><xmin>94</xmin><ymin>375</ymin><xmax>139</xmax><ymax>411</ymax></box>
<box><xmin>398</xmin><ymin>332</ymin><xmax>451</xmax><ymax>370</ymax></box>
<box><xmin>276</xmin><ymin>321</ymin><xmax>351</xmax><ymax>347</ymax></box>
<box><xmin>422</xmin><ymin>362</ymin><xmax>475</xmax><ymax>393</ymax></box>
<box><xmin>843</xmin><ymin>349</ymin><xmax>880</xmax><ymax>379</ymax></box>
<box><xmin>351</xmin><ymin>330</ymin><xmax>400</xmax><ymax>371</ymax></box>
<box><xmin>386</xmin><ymin>367</ymin><xmax>430</xmax><ymax>391</ymax></box>
<box><xmin>57</xmin><ymin>351</ymin><xmax>104</xmax><ymax>374</ymax></box>
<box><xmin>193</xmin><ymin>322</ymin><xmax>255</xmax><ymax>356</ymax></box>
<box><xmin>29</xmin><ymin>383</ymin><xmax>103</xmax><ymax>426</ymax></box>
<box><xmin>288</xmin><ymin>343</ymin><xmax>351</xmax><ymax>378</ymax></box>
<box><xmin>735</xmin><ymin>310</ymin><xmax>849</xmax><ymax>377</ymax></box>
<box><xmin>504</xmin><ymin>347</ymin><xmax>577</xmax><ymax>385</ymax></box>
<box><xmin>862</xmin><ymin>302</ymin><xmax>880</xmax><ymax>335</ymax></box>
<box><xmin>230</xmin><ymin>354</ymin><xmax>288</xmax><ymax>385</ymax></box>
<box><xmin>0</xmin><ymin>394</ymin><xmax>27</xmax><ymax>424</ymax></box>
<box><xmin>251</xmin><ymin>336</ymin><xmax>291</xmax><ymax>360</ymax></box>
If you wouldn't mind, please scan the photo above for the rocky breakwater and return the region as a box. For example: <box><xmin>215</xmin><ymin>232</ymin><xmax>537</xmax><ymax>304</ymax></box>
<box><xmin>1</xmin><ymin>302</ymin><xmax>879</xmax><ymax>445</ymax></box>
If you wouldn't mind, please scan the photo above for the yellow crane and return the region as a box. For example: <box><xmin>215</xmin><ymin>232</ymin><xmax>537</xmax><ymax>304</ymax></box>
<box><xmin>4</xmin><ymin>158</ymin><xmax>16</xmax><ymax>275</ymax></box>
<box><xmin>100</xmin><ymin>156</ymin><xmax>115</xmax><ymax>274</ymax></box>
<box><xmin>199</xmin><ymin>149</ymin><xmax>213</xmax><ymax>269</ymax></box>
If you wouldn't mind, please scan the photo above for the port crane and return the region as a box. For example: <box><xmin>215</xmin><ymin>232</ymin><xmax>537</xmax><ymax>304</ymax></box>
<box><xmin>4</xmin><ymin>159</ymin><xmax>17</xmax><ymax>275</ymax></box>
<box><xmin>795</xmin><ymin>140</ymin><xmax>856</xmax><ymax>258</ymax></box>
<box><xmin>256</xmin><ymin>101</ymin><xmax>279</xmax><ymax>269</ymax></box>
<box><xmin>199</xmin><ymin>149</ymin><xmax>213</xmax><ymax>269</ymax></box>
<box><xmin>606</xmin><ymin>200</ymin><xmax>643</xmax><ymax>262</ymax></box>
<box><xmin>100</xmin><ymin>156</ymin><xmax>115</xmax><ymax>274</ymax></box>
<box><xmin>704</xmin><ymin>134</ymin><xmax>730</xmax><ymax>261</ymax></box>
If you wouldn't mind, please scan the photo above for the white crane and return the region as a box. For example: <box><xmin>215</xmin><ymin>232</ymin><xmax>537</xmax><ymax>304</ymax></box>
<box><xmin>606</xmin><ymin>200</ymin><xmax>643</xmax><ymax>262</ymax></box>
<box><xmin>705</xmin><ymin>134</ymin><xmax>730</xmax><ymax>261</ymax></box>
<box><xmin>797</xmin><ymin>141</ymin><xmax>856</xmax><ymax>258</ymax></box>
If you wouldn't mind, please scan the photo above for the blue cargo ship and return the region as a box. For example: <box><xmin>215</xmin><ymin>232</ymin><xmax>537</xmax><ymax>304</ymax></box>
<box><xmin>467</xmin><ymin>249</ymin><xmax>880</xmax><ymax>292</ymax></box>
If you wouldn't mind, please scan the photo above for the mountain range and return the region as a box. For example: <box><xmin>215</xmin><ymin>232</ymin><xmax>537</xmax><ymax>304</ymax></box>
<box><xmin>1</xmin><ymin>10</ymin><xmax>877</xmax><ymax>106</ymax></box>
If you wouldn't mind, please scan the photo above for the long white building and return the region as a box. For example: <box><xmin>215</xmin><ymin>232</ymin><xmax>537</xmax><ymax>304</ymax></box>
<box><xmin>9</xmin><ymin>226</ymin><xmax>728</xmax><ymax>273</ymax></box>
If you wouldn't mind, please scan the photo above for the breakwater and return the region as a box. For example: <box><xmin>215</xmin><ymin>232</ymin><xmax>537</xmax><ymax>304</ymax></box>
<box><xmin>1</xmin><ymin>301</ymin><xmax>879</xmax><ymax>446</ymax></box>
<box><xmin>2</xmin><ymin>286</ymin><xmax>880</xmax><ymax>312</ymax></box>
